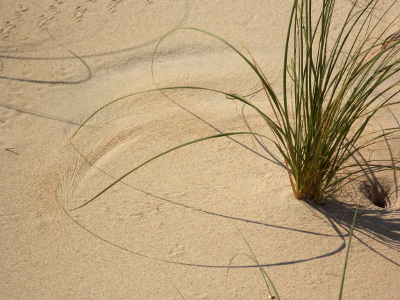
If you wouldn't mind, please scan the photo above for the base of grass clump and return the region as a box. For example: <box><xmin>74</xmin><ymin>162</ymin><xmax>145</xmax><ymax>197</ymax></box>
<box><xmin>58</xmin><ymin>1</ymin><xmax>400</xmax><ymax>299</ymax></box>
<box><xmin>69</xmin><ymin>1</ymin><xmax>400</xmax><ymax>210</ymax></box>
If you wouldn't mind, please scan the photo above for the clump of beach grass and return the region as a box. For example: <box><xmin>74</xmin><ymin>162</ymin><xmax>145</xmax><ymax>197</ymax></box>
<box><xmin>64</xmin><ymin>1</ymin><xmax>399</xmax><ymax>298</ymax></box>
<box><xmin>70</xmin><ymin>0</ymin><xmax>400</xmax><ymax>208</ymax></box>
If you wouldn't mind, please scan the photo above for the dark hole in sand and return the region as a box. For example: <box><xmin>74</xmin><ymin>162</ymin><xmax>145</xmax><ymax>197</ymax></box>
<box><xmin>360</xmin><ymin>180</ymin><xmax>390</xmax><ymax>208</ymax></box>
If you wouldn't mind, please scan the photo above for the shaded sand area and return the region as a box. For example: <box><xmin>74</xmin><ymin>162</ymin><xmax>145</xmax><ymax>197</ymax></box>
<box><xmin>1</xmin><ymin>1</ymin><xmax>399</xmax><ymax>299</ymax></box>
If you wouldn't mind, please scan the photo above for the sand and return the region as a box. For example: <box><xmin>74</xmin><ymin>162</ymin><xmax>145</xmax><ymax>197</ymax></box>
<box><xmin>1</xmin><ymin>0</ymin><xmax>399</xmax><ymax>299</ymax></box>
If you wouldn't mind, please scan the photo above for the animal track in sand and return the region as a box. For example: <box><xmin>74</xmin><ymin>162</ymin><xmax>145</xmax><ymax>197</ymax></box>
<box><xmin>0</xmin><ymin>21</ymin><xmax>16</xmax><ymax>39</ymax></box>
<box><xmin>107</xmin><ymin>0</ymin><xmax>122</xmax><ymax>13</ymax></box>
<box><xmin>37</xmin><ymin>14</ymin><xmax>54</xmax><ymax>30</ymax></box>
<box><xmin>0</xmin><ymin>81</ymin><xmax>29</xmax><ymax>126</ymax></box>
<box><xmin>48</xmin><ymin>5</ymin><xmax>60</xmax><ymax>15</ymax></box>
<box><xmin>51</xmin><ymin>66</ymin><xmax>75</xmax><ymax>81</ymax></box>
<box><xmin>14</xmin><ymin>4</ymin><xmax>29</xmax><ymax>20</ymax></box>
<box><xmin>73</xmin><ymin>5</ymin><xmax>87</xmax><ymax>22</ymax></box>
<box><xmin>0</xmin><ymin>4</ymin><xmax>29</xmax><ymax>39</ymax></box>
<box><xmin>167</xmin><ymin>243</ymin><xmax>186</xmax><ymax>258</ymax></box>
<box><xmin>36</xmin><ymin>0</ymin><xmax>64</xmax><ymax>30</ymax></box>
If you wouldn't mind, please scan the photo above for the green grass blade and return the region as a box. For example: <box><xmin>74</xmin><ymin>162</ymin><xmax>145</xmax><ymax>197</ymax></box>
<box><xmin>227</xmin><ymin>223</ymin><xmax>280</xmax><ymax>300</ymax></box>
<box><xmin>70</xmin><ymin>131</ymin><xmax>267</xmax><ymax>210</ymax></box>
<box><xmin>338</xmin><ymin>200</ymin><xmax>361</xmax><ymax>300</ymax></box>
<box><xmin>151</xmin><ymin>27</ymin><xmax>280</xmax><ymax>112</ymax></box>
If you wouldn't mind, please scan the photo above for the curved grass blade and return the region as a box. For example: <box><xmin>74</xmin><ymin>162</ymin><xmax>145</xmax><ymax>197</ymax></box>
<box><xmin>227</xmin><ymin>223</ymin><xmax>280</xmax><ymax>300</ymax></box>
<box><xmin>338</xmin><ymin>200</ymin><xmax>361</xmax><ymax>300</ymax></box>
<box><xmin>72</xmin><ymin>86</ymin><xmax>282</xmax><ymax>140</ymax></box>
<box><xmin>74</xmin><ymin>0</ymin><xmax>400</xmax><ymax>205</ymax></box>
<box><xmin>70</xmin><ymin>131</ymin><xmax>270</xmax><ymax>211</ymax></box>
<box><xmin>151</xmin><ymin>27</ymin><xmax>282</xmax><ymax>117</ymax></box>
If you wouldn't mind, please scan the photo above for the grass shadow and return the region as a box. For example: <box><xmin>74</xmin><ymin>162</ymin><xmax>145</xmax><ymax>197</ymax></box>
<box><xmin>59</xmin><ymin>94</ymin><xmax>399</xmax><ymax>269</ymax></box>
<box><xmin>316</xmin><ymin>198</ymin><xmax>400</xmax><ymax>266</ymax></box>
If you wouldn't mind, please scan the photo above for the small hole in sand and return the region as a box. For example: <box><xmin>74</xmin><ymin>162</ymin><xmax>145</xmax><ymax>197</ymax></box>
<box><xmin>360</xmin><ymin>180</ymin><xmax>390</xmax><ymax>208</ymax></box>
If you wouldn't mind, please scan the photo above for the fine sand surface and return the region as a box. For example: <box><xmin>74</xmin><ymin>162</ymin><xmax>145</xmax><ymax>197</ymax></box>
<box><xmin>1</xmin><ymin>1</ymin><xmax>399</xmax><ymax>299</ymax></box>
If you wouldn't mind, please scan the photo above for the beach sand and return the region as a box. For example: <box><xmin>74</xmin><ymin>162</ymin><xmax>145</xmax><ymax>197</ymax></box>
<box><xmin>1</xmin><ymin>1</ymin><xmax>399</xmax><ymax>299</ymax></box>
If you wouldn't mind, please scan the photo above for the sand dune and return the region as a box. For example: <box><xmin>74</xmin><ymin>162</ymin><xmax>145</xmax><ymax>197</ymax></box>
<box><xmin>1</xmin><ymin>1</ymin><xmax>399</xmax><ymax>299</ymax></box>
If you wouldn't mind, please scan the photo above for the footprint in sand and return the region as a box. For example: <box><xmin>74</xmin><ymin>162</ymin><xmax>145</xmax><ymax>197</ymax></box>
<box><xmin>37</xmin><ymin>14</ymin><xmax>54</xmax><ymax>30</ymax></box>
<box><xmin>51</xmin><ymin>66</ymin><xmax>75</xmax><ymax>81</ymax></box>
<box><xmin>167</xmin><ymin>243</ymin><xmax>186</xmax><ymax>258</ymax></box>
<box><xmin>0</xmin><ymin>81</ymin><xmax>28</xmax><ymax>125</ymax></box>
<box><xmin>48</xmin><ymin>5</ymin><xmax>60</xmax><ymax>15</ymax></box>
<box><xmin>1</xmin><ymin>4</ymin><xmax>29</xmax><ymax>38</ymax></box>
<box><xmin>73</xmin><ymin>5</ymin><xmax>87</xmax><ymax>22</ymax></box>
<box><xmin>0</xmin><ymin>21</ymin><xmax>16</xmax><ymax>39</ymax></box>
<box><xmin>107</xmin><ymin>0</ymin><xmax>122</xmax><ymax>13</ymax></box>
<box><xmin>14</xmin><ymin>4</ymin><xmax>29</xmax><ymax>17</ymax></box>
